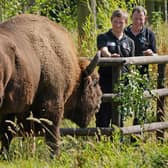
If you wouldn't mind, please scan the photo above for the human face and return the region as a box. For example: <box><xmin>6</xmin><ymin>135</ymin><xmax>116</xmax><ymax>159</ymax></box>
<box><xmin>132</xmin><ymin>11</ymin><xmax>146</xmax><ymax>30</ymax></box>
<box><xmin>111</xmin><ymin>16</ymin><xmax>126</xmax><ymax>35</ymax></box>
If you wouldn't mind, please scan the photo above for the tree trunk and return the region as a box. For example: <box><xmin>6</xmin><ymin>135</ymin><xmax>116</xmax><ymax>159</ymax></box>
<box><xmin>165</xmin><ymin>0</ymin><xmax>167</xmax><ymax>23</ymax></box>
<box><xmin>0</xmin><ymin>5</ymin><xmax>2</xmax><ymax>22</ymax></box>
<box><xmin>145</xmin><ymin>0</ymin><xmax>155</xmax><ymax>24</ymax></box>
<box><xmin>77</xmin><ymin>0</ymin><xmax>96</xmax><ymax>37</ymax></box>
<box><xmin>77</xmin><ymin>0</ymin><xmax>90</xmax><ymax>37</ymax></box>
<box><xmin>77</xmin><ymin>0</ymin><xmax>97</xmax><ymax>56</ymax></box>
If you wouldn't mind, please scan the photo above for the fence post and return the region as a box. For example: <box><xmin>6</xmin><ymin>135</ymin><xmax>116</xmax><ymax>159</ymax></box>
<box><xmin>157</xmin><ymin>64</ymin><xmax>166</xmax><ymax>140</ymax></box>
<box><xmin>111</xmin><ymin>64</ymin><xmax>122</xmax><ymax>127</ymax></box>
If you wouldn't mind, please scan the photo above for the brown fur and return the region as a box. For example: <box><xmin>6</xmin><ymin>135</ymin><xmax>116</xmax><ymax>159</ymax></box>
<box><xmin>0</xmin><ymin>14</ymin><xmax>102</xmax><ymax>156</ymax></box>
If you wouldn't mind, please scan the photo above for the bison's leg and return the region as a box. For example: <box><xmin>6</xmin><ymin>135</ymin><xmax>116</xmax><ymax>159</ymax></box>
<box><xmin>0</xmin><ymin>114</ymin><xmax>15</xmax><ymax>155</ymax></box>
<box><xmin>42</xmin><ymin>100</ymin><xmax>63</xmax><ymax>157</ymax></box>
<box><xmin>32</xmin><ymin>90</ymin><xmax>64</xmax><ymax>157</ymax></box>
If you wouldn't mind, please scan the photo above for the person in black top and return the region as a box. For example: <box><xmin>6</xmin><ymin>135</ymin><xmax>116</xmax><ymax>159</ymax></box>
<box><xmin>125</xmin><ymin>6</ymin><xmax>157</xmax><ymax>75</ymax></box>
<box><xmin>96</xmin><ymin>9</ymin><xmax>135</xmax><ymax>128</ymax></box>
<box><xmin>125</xmin><ymin>6</ymin><xmax>157</xmax><ymax>131</ymax></box>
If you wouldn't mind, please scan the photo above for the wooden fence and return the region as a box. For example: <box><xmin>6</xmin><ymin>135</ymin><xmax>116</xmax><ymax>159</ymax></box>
<box><xmin>61</xmin><ymin>55</ymin><xmax>168</xmax><ymax>138</ymax></box>
<box><xmin>60</xmin><ymin>122</ymin><xmax>168</xmax><ymax>136</ymax></box>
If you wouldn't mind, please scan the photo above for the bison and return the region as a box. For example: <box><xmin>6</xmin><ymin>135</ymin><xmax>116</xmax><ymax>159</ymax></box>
<box><xmin>0</xmin><ymin>14</ymin><xmax>102</xmax><ymax>156</ymax></box>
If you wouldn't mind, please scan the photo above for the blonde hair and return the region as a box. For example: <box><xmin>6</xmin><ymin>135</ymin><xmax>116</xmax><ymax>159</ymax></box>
<box><xmin>111</xmin><ymin>9</ymin><xmax>128</xmax><ymax>22</ymax></box>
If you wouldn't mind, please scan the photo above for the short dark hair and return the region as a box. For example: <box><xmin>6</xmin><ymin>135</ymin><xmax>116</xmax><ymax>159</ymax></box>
<box><xmin>131</xmin><ymin>6</ymin><xmax>147</xmax><ymax>16</ymax></box>
<box><xmin>111</xmin><ymin>9</ymin><xmax>128</xmax><ymax>22</ymax></box>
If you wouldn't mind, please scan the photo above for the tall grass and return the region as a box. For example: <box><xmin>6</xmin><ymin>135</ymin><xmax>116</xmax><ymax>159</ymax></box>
<box><xmin>154</xmin><ymin>23</ymin><xmax>168</xmax><ymax>55</ymax></box>
<box><xmin>0</xmin><ymin>134</ymin><xmax>168</xmax><ymax>167</ymax></box>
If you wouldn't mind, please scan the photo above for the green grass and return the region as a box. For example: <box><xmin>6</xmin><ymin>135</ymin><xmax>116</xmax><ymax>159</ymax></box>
<box><xmin>0</xmin><ymin>132</ymin><xmax>168</xmax><ymax>168</ymax></box>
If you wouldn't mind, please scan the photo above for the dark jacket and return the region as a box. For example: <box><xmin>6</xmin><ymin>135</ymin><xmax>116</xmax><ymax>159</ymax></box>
<box><xmin>125</xmin><ymin>25</ymin><xmax>157</xmax><ymax>74</ymax></box>
<box><xmin>97</xmin><ymin>29</ymin><xmax>135</xmax><ymax>76</ymax></box>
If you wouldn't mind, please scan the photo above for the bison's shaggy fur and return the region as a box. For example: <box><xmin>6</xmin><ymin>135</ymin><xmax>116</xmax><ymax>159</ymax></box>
<box><xmin>0</xmin><ymin>14</ymin><xmax>102</xmax><ymax>156</ymax></box>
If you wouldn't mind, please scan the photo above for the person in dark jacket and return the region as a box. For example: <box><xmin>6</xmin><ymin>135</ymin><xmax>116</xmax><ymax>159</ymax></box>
<box><xmin>125</xmin><ymin>6</ymin><xmax>157</xmax><ymax>75</ymax></box>
<box><xmin>125</xmin><ymin>6</ymin><xmax>157</xmax><ymax>137</ymax></box>
<box><xmin>96</xmin><ymin>9</ymin><xmax>135</xmax><ymax>128</ymax></box>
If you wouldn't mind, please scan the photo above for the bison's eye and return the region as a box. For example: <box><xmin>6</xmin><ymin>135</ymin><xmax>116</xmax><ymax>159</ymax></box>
<box><xmin>93</xmin><ymin>78</ymin><xmax>98</xmax><ymax>87</ymax></box>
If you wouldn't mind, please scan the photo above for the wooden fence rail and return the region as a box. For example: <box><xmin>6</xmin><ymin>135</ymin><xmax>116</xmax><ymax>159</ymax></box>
<box><xmin>102</xmin><ymin>88</ymin><xmax>168</xmax><ymax>102</ymax></box>
<box><xmin>98</xmin><ymin>55</ymin><xmax>168</xmax><ymax>66</ymax></box>
<box><xmin>60</xmin><ymin>122</ymin><xmax>168</xmax><ymax>136</ymax></box>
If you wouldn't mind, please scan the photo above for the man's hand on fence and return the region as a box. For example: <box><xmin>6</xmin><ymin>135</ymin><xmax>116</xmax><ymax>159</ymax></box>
<box><xmin>100</xmin><ymin>47</ymin><xmax>111</xmax><ymax>57</ymax></box>
<box><xmin>111</xmin><ymin>53</ymin><xmax>120</xmax><ymax>57</ymax></box>
<box><xmin>143</xmin><ymin>49</ymin><xmax>155</xmax><ymax>56</ymax></box>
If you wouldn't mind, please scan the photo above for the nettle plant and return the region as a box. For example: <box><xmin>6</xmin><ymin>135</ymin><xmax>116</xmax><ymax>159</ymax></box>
<box><xmin>114</xmin><ymin>66</ymin><xmax>155</xmax><ymax>124</ymax></box>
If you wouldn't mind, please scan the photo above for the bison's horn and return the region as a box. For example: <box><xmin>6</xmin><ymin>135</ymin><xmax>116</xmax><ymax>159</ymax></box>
<box><xmin>84</xmin><ymin>51</ymin><xmax>101</xmax><ymax>76</ymax></box>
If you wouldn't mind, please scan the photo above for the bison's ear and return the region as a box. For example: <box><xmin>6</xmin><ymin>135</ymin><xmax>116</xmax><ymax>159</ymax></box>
<box><xmin>83</xmin><ymin>51</ymin><xmax>100</xmax><ymax>77</ymax></box>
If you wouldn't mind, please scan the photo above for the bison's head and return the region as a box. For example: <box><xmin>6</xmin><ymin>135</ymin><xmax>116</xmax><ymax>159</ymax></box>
<box><xmin>65</xmin><ymin>52</ymin><xmax>102</xmax><ymax>127</ymax></box>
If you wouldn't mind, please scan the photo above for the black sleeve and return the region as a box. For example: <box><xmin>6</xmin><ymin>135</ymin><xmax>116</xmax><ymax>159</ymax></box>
<box><xmin>97</xmin><ymin>34</ymin><xmax>107</xmax><ymax>50</ymax></box>
<box><xmin>149</xmin><ymin>30</ymin><xmax>157</xmax><ymax>53</ymax></box>
<box><xmin>130</xmin><ymin>39</ymin><xmax>135</xmax><ymax>57</ymax></box>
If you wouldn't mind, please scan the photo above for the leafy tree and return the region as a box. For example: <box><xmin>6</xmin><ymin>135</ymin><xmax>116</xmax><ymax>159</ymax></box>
<box><xmin>114</xmin><ymin>66</ymin><xmax>156</xmax><ymax>123</ymax></box>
